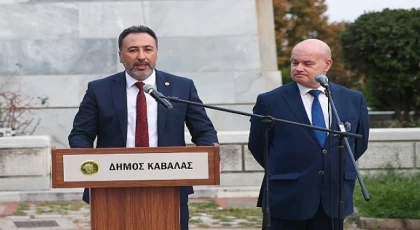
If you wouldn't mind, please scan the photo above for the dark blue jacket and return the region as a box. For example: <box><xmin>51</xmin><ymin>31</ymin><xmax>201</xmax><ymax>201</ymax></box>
<box><xmin>69</xmin><ymin>70</ymin><xmax>218</xmax><ymax>204</ymax></box>
<box><xmin>248</xmin><ymin>82</ymin><xmax>369</xmax><ymax>220</ymax></box>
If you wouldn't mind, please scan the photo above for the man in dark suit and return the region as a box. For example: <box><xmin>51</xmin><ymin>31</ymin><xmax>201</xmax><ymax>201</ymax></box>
<box><xmin>68</xmin><ymin>25</ymin><xmax>218</xmax><ymax>230</ymax></box>
<box><xmin>248</xmin><ymin>39</ymin><xmax>369</xmax><ymax>229</ymax></box>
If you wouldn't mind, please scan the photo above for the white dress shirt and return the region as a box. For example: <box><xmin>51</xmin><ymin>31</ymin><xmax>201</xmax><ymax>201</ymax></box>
<box><xmin>125</xmin><ymin>71</ymin><xmax>158</xmax><ymax>147</ymax></box>
<box><xmin>297</xmin><ymin>83</ymin><xmax>330</xmax><ymax>129</ymax></box>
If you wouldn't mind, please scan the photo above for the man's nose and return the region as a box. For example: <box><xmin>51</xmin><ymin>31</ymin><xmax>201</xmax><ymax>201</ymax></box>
<box><xmin>137</xmin><ymin>50</ymin><xmax>146</xmax><ymax>60</ymax></box>
<box><xmin>295</xmin><ymin>63</ymin><xmax>304</xmax><ymax>71</ymax></box>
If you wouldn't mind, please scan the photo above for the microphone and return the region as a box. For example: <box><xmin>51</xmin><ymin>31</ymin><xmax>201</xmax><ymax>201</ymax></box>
<box><xmin>315</xmin><ymin>74</ymin><xmax>329</xmax><ymax>88</ymax></box>
<box><xmin>143</xmin><ymin>84</ymin><xmax>174</xmax><ymax>110</ymax></box>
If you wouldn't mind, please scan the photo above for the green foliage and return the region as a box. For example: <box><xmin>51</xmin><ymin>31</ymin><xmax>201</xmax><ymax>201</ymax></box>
<box><xmin>363</xmin><ymin>78</ymin><xmax>381</xmax><ymax>110</ymax></box>
<box><xmin>273</xmin><ymin>0</ymin><xmax>353</xmax><ymax>87</ymax></box>
<box><xmin>354</xmin><ymin>171</ymin><xmax>420</xmax><ymax>219</ymax></box>
<box><xmin>280</xmin><ymin>67</ymin><xmax>292</xmax><ymax>85</ymax></box>
<box><xmin>340</xmin><ymin>9</ymin><xmax>420</xmax><ymax>125</ymax></box>
<box><xmin>274</xmin><ymin>0</ymin><xmax>330</xmax><ymax>69</ymax></box>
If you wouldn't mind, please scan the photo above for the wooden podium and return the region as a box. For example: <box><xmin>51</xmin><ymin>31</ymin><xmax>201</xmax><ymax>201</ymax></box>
<box><xmin>52</xmin><ymin>146</ymin><xmax>220</xmax><ymax>230</ymax></box>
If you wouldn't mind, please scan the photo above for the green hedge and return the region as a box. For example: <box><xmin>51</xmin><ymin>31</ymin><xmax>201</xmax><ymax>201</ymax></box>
<box><xmin>353</xmin><ymin>171</ymin><xmax>420</xmax><ymax>219</ymax></box>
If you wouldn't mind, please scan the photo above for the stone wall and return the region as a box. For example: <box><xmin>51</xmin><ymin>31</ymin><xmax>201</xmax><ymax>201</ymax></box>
<box><xmin>1</xmin><ymin>128</ymin><xmax>419</xmax><ymax>192</ymax></box>
<box><xmin>0</xmin><ymin>136</ymin><xmax>51</xmax><ymax>191</ymax></box>
<box><xmin>0</xmin><ymin>0</ymin><xmax>281</xmax><ymax>149</ymax></box>
<box><xmin>210</xmin><ymin>128</ymin><xmax>420</xmax><ymax>186</ymax></box>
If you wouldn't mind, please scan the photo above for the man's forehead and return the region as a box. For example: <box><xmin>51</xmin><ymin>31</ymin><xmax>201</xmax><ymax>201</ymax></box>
<box><xmin>122</xmin><ymin>33</ymin><xmax>156</xmax><ymax>48</ymax></box>
<box><xmin>292</xmin><ymin>40</ymin><xmax>331</xmax><ymax>59</ymax></box>
<box><xmin>290</xmin><ymin>54</ymin><xmax>316</xmax><ymax>62</ymax></box>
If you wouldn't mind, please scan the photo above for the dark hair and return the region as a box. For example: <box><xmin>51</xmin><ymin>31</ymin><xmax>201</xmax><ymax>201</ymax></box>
<box><xmin>118</xmin><ymin>25</ymin><xmax>158</xmax><ymax>50</ymax></box>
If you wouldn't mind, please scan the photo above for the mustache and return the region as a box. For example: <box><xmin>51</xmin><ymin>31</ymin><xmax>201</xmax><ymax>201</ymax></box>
<box><xmin>134</xmin><ymin>61</ymin><xmax>150</xmax><ymax>66</ymax></box>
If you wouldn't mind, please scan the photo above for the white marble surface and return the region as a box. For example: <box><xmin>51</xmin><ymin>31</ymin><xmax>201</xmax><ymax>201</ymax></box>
<box><xmin>204</xmin><ymin>104</ymin><xmax>254</xmax><ymax>132</ymax></box>
<box><xmin>233</xmin><ymin>72</ymin><xmax>266</xmax><ymax>103</ymax></box>
<box><xmin>0</xmin><ymin>0</ymin><xmax>29</xmax><ymax>3</ymax></box>
<box><xmin>244</xmin><ymin>148</ymin><xmax>263</xmax><ymax>171</ymax></box>
<box><xmin>0</xmin><ymin>177</ymin><xmax>51</xmax><ymax>191</ymax></box>
<box><xmin>79</xmin><ymin>2</ymin><xmax>147</xmax><ymax>39</ymax></box>
<box><xmin>358</xmin><ymin>142</ymin><xmax>415</xmax><ymax>169</ymax></box>
<box><xmin>0</xmin><ymin>74</ymin><xmax>105</xmax><ymax>107</ymax></box>
<box><xmin>1</xmin><ymin>75</ymin><xmax>78</xmax><ymax>107</ymax></box>
<box><xmin>256</xmin><ymin>0</ymin><xmax>278</xmax><ymax>72</ymax></box>
<box><xmin>0</xmin><ymin>148</ymin><xmax>49</xmax><ymax>176</ymax></box>
<box><xmin>30</xmin><ymin>109</ymin><xmax>76</xmax><ymax>148</ymax></box>
<box><xmin>1</xmin><ymin>35</ymin><xmax>262</xmax><ymax>76</ymax></box>
<box><xmin>369</xmin><ymin>128</ymin><xmax>420</xmax><ymax>141</ymax></box>
<box><xmin>146</xmin><ymin>0</ymin><xmax>257</xmax><ymax>37</ymax></box>
<box><xmin>0</xmin><ymin>39</ymin><xmax>117</xmax><ymax>76</ymax></box>
<box><xmin>220</xmin><ymin>145</ymin><xmax>243</xmax><ymax>171</ymax></box>
<box><xmin>157</xmin><ymin>36</ymin><xmax>261</xmax><ymax>72</ymax></box>
<box><xmin>79</xmin><ymin>0</ymin><xmax>256</xmax><ymax>38</ymax></box>
<box><xmin>0</xmin><ymin>3</ymin><xmax>78</xmax><ymax>40</ymax></box>
<box><xmin>0</xmin><ymin>136</ymin><xmax>50</xmax><ymax>148</ymax></box>
<box><xmin>173</xmin><ymin>71</ymin><xmax>267</xmax><ymax>104</ymax></box>
<box><xmin>263</xmin><ymin>71</ymin><xmax>283</xmax><ymax>92</ymax></box>
<box><xmin>0</xmin><ymin>71</ymin><xmax>267</xmax><ymax>107</ymax></box>
<box><xmin>221</xmin><ymin>172</ymin><xmax>264</xmax><ymax>186</ymax></box>
<box><xmin>21</xmin><ymin>0</ymin><xmax>225</xmax><ymax>2</ymax></box>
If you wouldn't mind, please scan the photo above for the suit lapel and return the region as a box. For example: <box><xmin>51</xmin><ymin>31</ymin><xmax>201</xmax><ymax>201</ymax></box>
<box><xmin>282</xmin><ymin>82</ymin><xmax>319</xmax><ymax>145</ymax></box>
<box><xmin>156</xmin><ymin>70</ymin><xmax>170</xmax><ymax>143</ymax></box>
<box><xmin>283</xmin><ymin>82</ymin><xmax>312</xmax><ymax>125</ymax></box>
<box><xmin>329</xmin><ymin>83</ymin><xmax>345</xmax><ymax>131</ymax></box>
<box><xmin>111</xmin><ymin>72</ymin><xmax>128</xmax><ymax>144</ymax></box>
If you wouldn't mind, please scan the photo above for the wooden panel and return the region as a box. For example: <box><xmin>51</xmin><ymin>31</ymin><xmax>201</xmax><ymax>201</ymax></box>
<box><xmin>52</xmin><ymin>145</ymin><xmax>220</xmax><ymax>188</ymax></box>
<box><xmin>51</xmin><ymin>147</ymin><xmax>58</xmax><ymax>188</ymax></box>
<box><xmin>91</xmin><ymin>187</ymin><xmax>179</xmax><ymax>230</ymax></box>
<box><xmin>214</xmin><ymin>144</ymin><xmax>220</xmax><ymax>185</ymax></box>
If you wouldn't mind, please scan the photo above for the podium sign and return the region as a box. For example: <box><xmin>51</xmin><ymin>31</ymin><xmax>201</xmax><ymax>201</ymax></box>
<box><xmin>63</xmin><ymin>152</ymin><xmax>209</xmax><ymax>182</ymax></box>
<box><xmin>52</xmin><ymin>146</ymin><xmax>220</xmax><ymax>230</ymax></box>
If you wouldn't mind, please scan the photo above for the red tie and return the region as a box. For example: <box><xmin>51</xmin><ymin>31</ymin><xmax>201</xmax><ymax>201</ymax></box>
<box><xmin>134</xmin><ymin>82</ymin><xmax>149</xmax><ymax>147</ymax></box>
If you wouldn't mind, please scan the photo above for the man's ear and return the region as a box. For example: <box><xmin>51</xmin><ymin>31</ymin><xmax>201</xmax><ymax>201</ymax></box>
<box><xmin>118</xmin><ymin>51</ymin><xmax>122</xmax><ymax>63</ymax></box>
<box><xmin>325</xmin><ymin>59</ymin><xmax>333</xmax><ymax>72</ymax></box>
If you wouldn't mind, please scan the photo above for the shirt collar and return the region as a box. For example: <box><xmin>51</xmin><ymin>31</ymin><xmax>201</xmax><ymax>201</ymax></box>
<box><xmin>296</xmin><ymin>83</ymin><xmax>326</xmax><ymax>96</ymax></box>
<box><xmin>125</xmin><ymin>69</ymin><xmax>156</xmax><ymax>89</ymax></box>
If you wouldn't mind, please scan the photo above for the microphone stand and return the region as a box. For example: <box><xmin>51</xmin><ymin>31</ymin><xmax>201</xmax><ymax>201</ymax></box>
<box><xmin>163</xmin><ymin>95</ymin><xmax>363</xmax><ymax>230</ymax></box>
<box><xmin>323</xmin><ymin>87</ymin><xmax>370</xmax><ymax>230</ymax></box>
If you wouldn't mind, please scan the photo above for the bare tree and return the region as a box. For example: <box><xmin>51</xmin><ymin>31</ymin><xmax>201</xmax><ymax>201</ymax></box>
<box><xmin>0</xmin><ymin>91</ymin><xmax>48</xmax><ymax>135</ymax></box>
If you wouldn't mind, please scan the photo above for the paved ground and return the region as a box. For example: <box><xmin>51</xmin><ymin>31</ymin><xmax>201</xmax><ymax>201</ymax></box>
<box><xmin>0</xmin><ymin>188</ymin><xmax>366</xmax><ymax>230</ymax></box>
<box><xmin>0</xmin><ymin>198</ymin><xmax>260</xmax><ymax>230</ymax></box>
<box><xmin>0</xmin><ymin>197</ymin><xmax>365</xmax><ymax>230</ymax></box>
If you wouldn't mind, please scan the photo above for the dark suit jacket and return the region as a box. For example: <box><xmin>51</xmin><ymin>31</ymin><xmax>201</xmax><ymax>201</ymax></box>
<box><xmin>68</xmin><ymin>70</ymin><xmax>218</xmax><ymax>204</ymax></box>
<box><xmin>248</xmin><ymin>82</ymin><xmax>369</xmax><ymax>220</ymax></box>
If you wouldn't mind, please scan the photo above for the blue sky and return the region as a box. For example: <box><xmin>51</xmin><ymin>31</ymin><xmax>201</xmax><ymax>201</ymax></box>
<box><xmin>325</xmin><ymin>0</ymin><xmax>420</xmax><ymax>22</ymax></box>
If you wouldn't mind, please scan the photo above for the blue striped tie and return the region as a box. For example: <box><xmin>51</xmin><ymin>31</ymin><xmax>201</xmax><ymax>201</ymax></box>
<box><xmin>309</xmin><ymin>90</ymin><xmax>327</xmax><ymax>146</ymax></box>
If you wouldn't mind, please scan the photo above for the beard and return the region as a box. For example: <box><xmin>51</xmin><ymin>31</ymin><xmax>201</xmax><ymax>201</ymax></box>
<box><xmin>123</xmin><ymin>62</ymin><xmax>154</xmax><ymax>81</ymax></box>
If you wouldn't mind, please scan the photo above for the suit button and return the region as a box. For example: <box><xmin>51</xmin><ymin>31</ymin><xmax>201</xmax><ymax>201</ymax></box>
<box><xmin>319</xmin><ymin>171</ymin><xmax>324</xmax><ymax>175</ymax></box>
<box><xmin>322</xmin><ymin>149</ymin><xmax>327</xmax><ymax>154</ymax></box>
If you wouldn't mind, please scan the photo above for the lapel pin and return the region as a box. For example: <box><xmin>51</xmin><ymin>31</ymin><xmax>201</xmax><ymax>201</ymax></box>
<box><xmin>344</xmin><ymin>121</ymin><xmax>351</xmax><ymax>131</ymax></box>
<box><xmin>165</xmin><ymin>82</ymin><xmax>170</xmax><ymax>86</ymax></box>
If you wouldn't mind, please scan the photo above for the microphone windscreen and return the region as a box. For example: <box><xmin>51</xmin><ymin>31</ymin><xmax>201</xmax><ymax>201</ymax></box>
<box><xmin>143</xmin><ymin>84</ymin><xmax>154</xmax><ymax>93</ymax></box>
